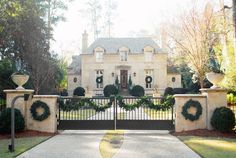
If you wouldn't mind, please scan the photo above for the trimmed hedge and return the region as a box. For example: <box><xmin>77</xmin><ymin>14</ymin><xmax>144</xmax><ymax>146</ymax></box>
<box><xmin>211</xmin><ymin>107</ymin><xmax>235</xmax><ymax>132</ymax></box>
<box><xmin>0</xmin><ymin>108</ymin><xmax>25</xmax><ymax>133</ymax></box>
<box><xmin>73</xmin><ymin>87</ymin><xmax>85</xmax><ymax>96</ymax></box>
<box><xmin>104</xmin><ymin>84</ymin><xmax>118</xmax><ymax>97</ymax></box>
<box><xmin>131</xmin><ymin>85</ymin><xmax>144</xmax><ymax>97</ymax></box>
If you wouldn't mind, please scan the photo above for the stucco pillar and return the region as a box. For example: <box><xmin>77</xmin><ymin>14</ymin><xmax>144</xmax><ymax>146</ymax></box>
<box><xmin>27</xmin><ymin>95</ymin><xmax>59</xmax><ymax>133</ymax></box>
<box><xmin>174</xmin><ymin>94</ymin><xmax>207</xmax><ymax>132</ymax></box>
<box><xmin>200</xmin><ymin>88</ymin><xmax>227</xmax><ymax>130</ymax></box>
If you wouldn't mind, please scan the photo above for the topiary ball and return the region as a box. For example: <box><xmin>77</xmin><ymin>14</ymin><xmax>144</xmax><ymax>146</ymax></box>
<box><xmin>131</xmin><ymin>85</ymin><xmax>145</xmax><ymax>97</ymax></box>
<box><xmin>103</xmin><ymin>84</ymin><xmax>118</xmax><ymax>97</ymax></box>
<box><xmin>73</xmin><ymin>87</ymin><xmax>85</xmax><ymax>96</ymax></box>
<box><xmin>164</xmin><ymin>87</ymin><xmax>174</xmax><ymax>96</ymax></box>
<box><xmin>0</xmin><ymin>108</ymin><xmax>25</xmax><ymax>133</ymax></box>
<box><xmin>211</xmin><ymin>107</ymin><xmax>235</xmax><ymax>132</ymax></box>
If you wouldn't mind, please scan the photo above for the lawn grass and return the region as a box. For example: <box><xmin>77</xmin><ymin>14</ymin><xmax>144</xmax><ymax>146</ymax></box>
<box><xmin>144</xmin><ymin>109</ymin><xmax>172</xmax><ymax>119</ymax></box>
<box><xmin>178</xmin><ymin>136</ymin><xmax>236</xmax><ymax>158</ymax></box>
<box><xmin>60</xmin><ymin>109</ymin><xmax>96</xmax><ymax>119</ymax></box>
<box><xmin>0</xmin><ymin>136</ymin><xmax>51</xmax><ymax>158</ymax></box>
<box><xmin>99</xmin><ymin>130</ymin><xmax>124</xmax><ymax>158</ymax></box>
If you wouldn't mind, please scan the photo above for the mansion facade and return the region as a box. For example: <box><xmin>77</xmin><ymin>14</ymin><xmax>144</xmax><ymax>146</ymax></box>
<box><xmin>67</xmin><ymin>31</ymin><xmax>181</xmax><ymax>96</ymax></box>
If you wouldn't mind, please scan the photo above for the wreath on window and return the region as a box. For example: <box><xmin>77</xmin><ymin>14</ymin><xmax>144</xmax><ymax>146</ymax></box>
<box><xmin>145</xmin><ymin>76</ymin><xmax>152</xmax><ymax>83</ymax></box>
<box><xmin>30</xmin><ymin>100</ymin><xmax>50</xmax><ymax>121</ymax></box>
<box><xmin>181</xmin><ymin>99</ymin><xmax>202</xmax><ymax>121</ymax></box>
<box><xmin>96</xmin><ymin>76</ymin><xmax>103</xmax><ymax>84</ymax></box>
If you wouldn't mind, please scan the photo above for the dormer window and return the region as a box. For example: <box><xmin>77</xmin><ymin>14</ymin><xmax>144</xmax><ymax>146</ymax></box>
<box><xmin>119</xmin><ymin>47</ymin><xmax>129</xmax><ymax>61</ymax></box>
<box><xmin>144</xmin><ymin>46</ymin><xmax>154</xmax><ymax>62</ymax></box>
<box><xmin>94</xmin><ymin>47</ymin><xmax>105</xmax><ymax>62</ymax></box>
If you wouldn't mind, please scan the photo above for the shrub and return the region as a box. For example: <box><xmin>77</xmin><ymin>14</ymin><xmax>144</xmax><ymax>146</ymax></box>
<box><xmin>211</xmin><ymin>107</ymin><xmax>235</xmax><ymax>132</ymax></box>
<box><xmin>103</xmin><ymin>84</ymin><xmax>118</xmax><ymax>97</ymax></box>
<box><xmin>0</xmin><ymin>108</ymin><xmax>25</xmax><ymax>133</ymax></box>
<box><xmin>173</xmin><ymin>88</ymin><xmax>188</xmax><ymax>94</ymax></box>
<box><xmin>73</xmin><ymin>87</ymin><xmax>85</xmax><ymax>96</ymax></box>
<box><xmin>131</xmin><ymin>85</ymin><xmax>144</xmax><ymax>97</ymax></box>
<box><xmin>60</xmin><ymin>89</ymin><xmax>68</xmax><ymax>96</ymax></box>
<box><xmin>164</xmin><ymin>87</ymin><xmax>174</xmax><ymax>96</ymax></box>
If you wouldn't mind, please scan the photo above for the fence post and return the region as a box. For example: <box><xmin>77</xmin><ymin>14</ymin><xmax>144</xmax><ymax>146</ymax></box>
<box><xmin>113</xmin><ymin>96</ymin><xmax>116</xmax><ymax>130</ymax></box>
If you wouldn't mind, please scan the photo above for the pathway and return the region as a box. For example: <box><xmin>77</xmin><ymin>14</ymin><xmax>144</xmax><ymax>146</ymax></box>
<box><xmin>17</xmin><ymin>130</ymin><xmax>200</xmax><ymax>158</ymax></box>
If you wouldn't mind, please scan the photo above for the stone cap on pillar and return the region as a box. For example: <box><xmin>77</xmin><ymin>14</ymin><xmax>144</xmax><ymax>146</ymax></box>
<box><xmin>4</xmin><ymin>89</ymin><xmax>34</xmax><ymax>94</ymax></box>
<box><xmin>174</xmin><ymin>94</ymin><xmax>206</xmax><ymax>98</ymax></box>
<box><xmin>200</xmin><ymin>88</ymin><xmax>227</xmax><ymax>93</ymax></box>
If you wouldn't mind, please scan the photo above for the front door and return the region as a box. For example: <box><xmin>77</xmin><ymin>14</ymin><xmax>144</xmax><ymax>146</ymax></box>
<box><xmin>120</xmin><ymin>70</ymin><xmax>128</xmax><ymax>89</ymax></box>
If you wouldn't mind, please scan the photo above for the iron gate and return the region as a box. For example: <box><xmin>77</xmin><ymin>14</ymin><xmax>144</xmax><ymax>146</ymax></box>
<box><xmin>57</xmin><ymin>96</ymin><xmax>174</xmax><ymax>130</ymax></box>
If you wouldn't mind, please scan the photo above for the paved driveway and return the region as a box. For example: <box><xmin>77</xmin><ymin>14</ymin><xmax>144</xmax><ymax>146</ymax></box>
<box><xmin>17</xmin><ymin>130</ymin><xmax>200</xmax><ymax>158</ymax></box>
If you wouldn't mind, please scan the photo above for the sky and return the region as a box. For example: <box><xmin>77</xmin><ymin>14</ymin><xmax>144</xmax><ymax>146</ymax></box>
<box><xmin>51</xmin><ymin>0</ymin><xmax>232</xmax><ymax>58</ymax></box>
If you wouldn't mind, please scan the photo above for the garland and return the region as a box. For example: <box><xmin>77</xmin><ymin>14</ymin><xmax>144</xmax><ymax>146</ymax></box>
<box><xmin>96</xmin><ymin>76</ymin><xmax>103</xmax><ymax>84</ymax></box>
<box><xmin>30</xmin><ymin>100</ymin><xmax>50</xmax><ymax>121</ymax></box>
<box><xmin>59</xmin><ymin>97</ymin><xmax>113</xmax><ymax>112</ymax></box>
<box><xmin>116</xmin><ymin>95</ymin><xmax>174</xmax><ymax>111</ymax></box>
<box><xmin>145</xmin><ymin>76</ymin><xmax>152</xmax><ymax>83</ymax></box>
<box><xmin>181</xmin><ymin>99</ymin><xmax>202</xmax><ymax>121</ymax></box>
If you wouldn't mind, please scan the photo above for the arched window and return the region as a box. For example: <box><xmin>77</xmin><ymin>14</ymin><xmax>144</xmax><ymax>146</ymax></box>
<box><xmin>144</xmin><ymin>46</ymin><xmax>154</xmax><ymax>62</ymax></box>
<box><xmin>94</xmin><ymin>47</ymin><xmax>105</xmax><ymax>62</ymax></box>
<box><xmin>118</xmin><ymin>47</ymin><xmax>129</xmax><ymax>61</ymax></box>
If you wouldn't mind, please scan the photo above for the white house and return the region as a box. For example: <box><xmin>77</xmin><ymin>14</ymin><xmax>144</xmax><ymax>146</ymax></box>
<box><xmin>67</xmin><ymin>31</ymin><xmax>181</xmax><ymax>96</ymax></box>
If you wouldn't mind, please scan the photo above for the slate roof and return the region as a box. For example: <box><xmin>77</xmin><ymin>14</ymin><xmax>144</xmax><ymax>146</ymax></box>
<box><xmin>86</xmin><ymin>38</ymin><xmax>162</xmax><ymax>54</ymax></box>
<box><xmin>68</xmin><ymin>55</ymin><xmax>81</xmax><ymax>74</ymax></box>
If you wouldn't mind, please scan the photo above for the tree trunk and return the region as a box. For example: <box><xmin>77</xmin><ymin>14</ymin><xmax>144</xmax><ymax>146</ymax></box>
<box><xmin>232</xmin><ymin>0</ymin><xmax>236</xmax><ymax>64</ymax></box>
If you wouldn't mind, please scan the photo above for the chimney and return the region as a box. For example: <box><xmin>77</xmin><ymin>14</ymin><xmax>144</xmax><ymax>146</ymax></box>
<box><xmin>82</xmin><ymin>30</ymin><xmax>88</xmax><ymax>54</ymax></box>
<box><xmin>161</xmin><ymin>28</ymin><xmax>167</xmax><ymax>51</ymax></box>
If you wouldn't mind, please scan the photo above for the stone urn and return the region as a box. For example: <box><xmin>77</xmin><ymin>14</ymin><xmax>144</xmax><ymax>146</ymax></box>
<box><xmin>11</xmin><ymin>73</ymin><xmax>29</xmax><ymax>90</ymax></box>
<box><xmin>206</xmin><ymin>72</ymin><xmax>224</xmax><ymax>89</ymax></box>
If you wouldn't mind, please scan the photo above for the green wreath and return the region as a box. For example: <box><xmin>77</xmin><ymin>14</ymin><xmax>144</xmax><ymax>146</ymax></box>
<box><xmin>181</xmin><ymin>99</ymin><xmax>202</xmax><ymax>121</ymax></box>
<box><xmin>145</xmin><ymin>76</ymin><xmax>152</xmax><ymax>83</ymax></box>
<box><xmin>30</xmin><ymin>100</ymin><xmax>50</xmax><ymax>121</ymax></box>
<box><xmin>96</xmin><ymin>76</ymin><xmax>103</xmax><ymax>84</ymax></box>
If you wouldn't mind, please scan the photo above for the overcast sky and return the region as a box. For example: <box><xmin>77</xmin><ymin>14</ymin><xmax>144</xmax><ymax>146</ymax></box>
<box><xmin>51</xmin><ymin>0</ymin><xmax>232</xmax><ymax>57</ymax></box>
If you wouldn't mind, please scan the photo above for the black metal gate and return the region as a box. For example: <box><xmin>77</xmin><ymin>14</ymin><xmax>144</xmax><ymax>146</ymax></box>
<box><xmin>57</xmin><ymin>96</ymin><xmax>174</xmax><ymax>130</ymax></box>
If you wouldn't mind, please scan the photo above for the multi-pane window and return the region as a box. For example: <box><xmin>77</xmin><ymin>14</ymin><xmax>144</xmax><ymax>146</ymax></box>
<box><xmin>95</xmin><ymin>47</ymin><xmax>105</xmax><ymax>62</ymax></box>
<box><xmin>145</xmin><ymin>69</ymin><xmax>153</xmax><ymax>89</ymax></box>
<box><xmin>96</xmin><ymin>70</ymin><xmax>103</xmax><ymax>88</ymax></box>
<box><xmin>119</xmin><ymin>47</ymin><xmax>129</xmax><ymax>61</ymax></box>
<box><xmin>145</xmin><ymin>52</ymin><xmax>153</xmax><ymax>62</ymax></box>
<box><xmin>120</xmin><ymin>51</ymin><xmax>128</xmax><ymax>61</ymax></box>
<box><xmin>96</xmin><ymin>51</ymin><xmax>103</xmax><ymax>62</ymax></box>
<box><xmin>144</xmin><ymin>46</ymin><xmax>154</xmax><ymax>62</ymax></box>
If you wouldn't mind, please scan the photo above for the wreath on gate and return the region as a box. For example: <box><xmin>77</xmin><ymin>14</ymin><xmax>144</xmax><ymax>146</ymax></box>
<box><xmin>181</xmin><ymin>99</ymin><xmax>202</xmax><ymax>121</ymax></box>
<box><xmin>145</xmin><ymin>76</ymin><xmax>152</xmax><ymax>83</ymax></box>
<box><xmin>30</xmin><ymin>100</ymin><xmax>50</xmax><ymax>121</ymax></box>
<box><xmin>96</xmin><ymin>76</ymin><xmax>103</xmax><ymax>84</ymax></box>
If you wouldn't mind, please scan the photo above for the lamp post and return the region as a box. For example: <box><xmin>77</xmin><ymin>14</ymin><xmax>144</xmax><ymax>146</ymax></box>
<box><xmin>9</xmin><ymin>94</ymin><xmax>30</xmax><ymax>152</ymax></box>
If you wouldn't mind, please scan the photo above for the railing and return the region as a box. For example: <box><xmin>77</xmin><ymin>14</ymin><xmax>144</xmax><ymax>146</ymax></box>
<box><xmin>58</xmin><ymin>96</ymin><xmax>113</xmax><ymax>121</ymax></box>
<box><xmin>117</xmin><ymin>97</ymin><xmax>173</xmax><ymax>121</ymax></box>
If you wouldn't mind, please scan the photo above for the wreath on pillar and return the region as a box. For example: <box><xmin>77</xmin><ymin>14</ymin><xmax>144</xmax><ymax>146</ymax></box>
<box><xmin>145</xmin><ymin>76</ymin><xmax>152</xmax><ymax>83</ymax></box>
<box><xmin>30</xmin><ymin>100</ymin><xmax>50</xmax><ymax>121</ymax></box>
<box><xmin>96</xmin><ymin>76</ymin><xmax>103</xmax><ymax>84</ymax></box>
<box><xmin>181</xmin><ymin>99</ymin><xmax>202</xmax><ymax>121</ymax></box>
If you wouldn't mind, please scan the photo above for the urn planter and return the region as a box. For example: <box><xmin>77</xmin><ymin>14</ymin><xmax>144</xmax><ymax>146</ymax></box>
<box><xmin>206</xmin><ymin>72</ymin><xmax>224</xmax><ymax>89</ymax></box>
<box><xmin>11</xmin><ymin>73</ymin><xmax>29</xmax><ymax>90</ymax></box>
